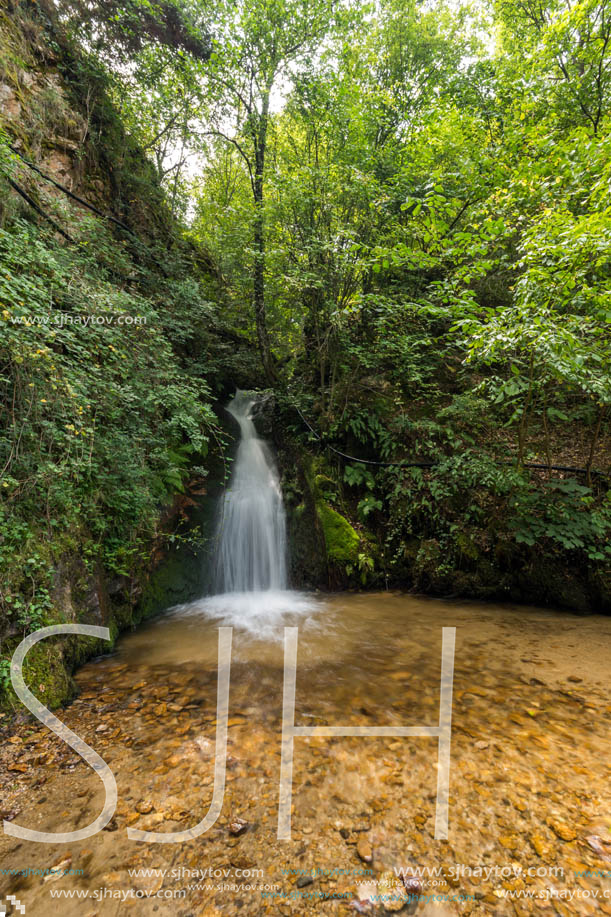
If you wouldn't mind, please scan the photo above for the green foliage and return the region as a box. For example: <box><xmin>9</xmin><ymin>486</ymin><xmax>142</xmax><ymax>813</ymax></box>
<box><xmin>0</xmin><ymin>203</ymin><xmax>218</xmax><ymax>642</ymax></box>
<box><xmin>510</xmin><ymin>481</ymin><xmax>611</xmax><ymax>559</ymax></box>
<box><xmin>0</xmin><ymin>657</ymin><xmax>11</xmax><ymax>693</ymax></box>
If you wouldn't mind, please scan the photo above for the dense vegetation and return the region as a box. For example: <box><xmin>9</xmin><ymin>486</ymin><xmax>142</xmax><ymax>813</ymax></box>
<box><xmin>0</xmin><ymin>0</ymin><xmax>610</xmax><ymax>703</ymax></box>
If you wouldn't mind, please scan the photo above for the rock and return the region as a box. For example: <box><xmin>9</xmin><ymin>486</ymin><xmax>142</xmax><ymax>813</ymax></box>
<box><xmin>0</xmin><ymin>82</ymin><xmax>20</xmax><ymax>118</ymax></box>
<box><xmin>349</xmin><ymin>901</ymin><xmax>374</xmax><ymax>913</ymax></box>
<box><xmin>228</xmin><ymin>817</ymin><xmax>249</xmax><ymax>836</ymax></box>
<box><xmin>401</xmin><ymin>873</ymin><xmax>422</xmax><ymax>897</ymax></box>
<box><xmin>140</xmin><ymin>813</ymin><xmax>164</xmax><ymax>828</ymax></box>
<box><xmin>19</xmin><ymin>71</ymin><xmax>36</xmax><ymax>89</ymax></box>
<box><xmin>530</xmin><ymin>833</ymin><xmax>553</xmax><ymax>859</ymax></box>
<box><xmin>547</xmin><ymin>820</ymin><xmax>576</xmax><ymax>842</ymax></box>
<box><xmin>244</xmin><ymin>390</ymin><xmax>275</xmax><ymax>437</ymax></box>
<box><xmin>585</xmin><ymin>835</ymin><xmax>611</xmax><ymax>860</ymax></box>
<box><xmin>161</xmin><ymin>796</ymin><xmax>188</xmax><ymax>821</ymax></box>
<box><xmin>195</xmin><ymin>736</ymin><xmax>215</xmax><ymax>757</ymax></box>
<box><xmin>136</xmin><ymin>799</ymin><xmax>154</xmax><ymax>814</ymax></box>
<box><xmin>499</xmin><ymin>835</ymin><xmax>520</xmax><ymax>852</ymax></box>
<box><xmin>356</xmin><ymin>835</ymin><xmax>373</xmax><ymax>864</ymax></box>
<box><xmin>352</xmin><ymin>882</ymin><xmax>378</xmax><ymax>911</ymax></box>
<box><xmin>43</xmin><ymin>151</ymin><xmax>73</xmax><ymax>182</ymax></box>
<box><xmin>377</xmin><ymin>871</ymin><xmax>409</xmax><ymax>912</ymax></box>
<box><xmin>1</xmin><ymin>808</ymin><xmax>20</xmax><ymax>821</ymax></box>
<box><xmin>296</xmin><ymin>876</ymin><xmax>314</xmax><ymax>888</ymax></box>
<box><xmin>42</xmin><ymin>853</ymin><xmax>72</xmax><ymax>883</ymax></box>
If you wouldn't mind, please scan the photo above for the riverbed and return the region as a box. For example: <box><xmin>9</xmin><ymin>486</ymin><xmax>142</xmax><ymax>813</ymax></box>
<box><xmin>1</xmin><ymin>592</ymin><xmax>610</xmax><ymax>916</ymax></box>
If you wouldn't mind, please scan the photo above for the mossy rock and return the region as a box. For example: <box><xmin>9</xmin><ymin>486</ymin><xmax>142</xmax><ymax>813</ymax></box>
<box><xmin>316</xmin><ymin>500</ymin><xmax>360</xmax><ymax>566</ymax></box>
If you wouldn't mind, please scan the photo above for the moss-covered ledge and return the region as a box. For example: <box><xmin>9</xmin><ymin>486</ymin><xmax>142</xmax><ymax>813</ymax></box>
<box><xmin>279</xmin><ymin>445</ymin><xmax>376</xmax><ymax>590</ymax></box>
<box><xmin>0</xmin><ymin>488</ymin><xmax>211</xmax><ymax>716</ymax></box>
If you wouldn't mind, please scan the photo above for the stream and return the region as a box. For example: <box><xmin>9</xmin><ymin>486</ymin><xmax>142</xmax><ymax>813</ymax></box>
<box><xmin>1</xmin><ymin>395</ymin><xmax>610</xmax><ymax>916</ymax></box>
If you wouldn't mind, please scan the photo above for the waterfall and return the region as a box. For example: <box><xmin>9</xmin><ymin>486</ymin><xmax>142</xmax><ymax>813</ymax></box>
<box><xmin>176</xmin><ymin>390</ymin><xmax>317</xmax><ymax>637</ymax></box>
<box><xmin>214</xmin><ymin>391</ymin><xmax>287</xmax><ymax>594</ymax></box>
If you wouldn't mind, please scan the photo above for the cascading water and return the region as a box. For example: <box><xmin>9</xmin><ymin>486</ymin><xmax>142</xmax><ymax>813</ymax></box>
<box><xmin>179</xmin><ymin>390</ymin><xmax>318</xmax><ymax>637</ymax></box>
<box><xmin>213</xmin><ymin>391</ymin><xmax>287</xmax><ymax>594</ymax></box>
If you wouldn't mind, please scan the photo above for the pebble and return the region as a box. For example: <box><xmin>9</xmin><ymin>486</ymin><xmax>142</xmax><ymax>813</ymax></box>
<box><xmin>135</xmin><ymin>799</ymin><xmax>154</xmax><ymax>814</ymax></box>
<box><xmin>356</xmin><ymin>835</ymin><xmax>373</xmax><ymax>864</ymax></box>
<box><xmin>531</xmin><ymin>832</ymin><xmax>554</xmax><ymax>859</ymax></box>
<box><xmin>547</xmin><ymin>819</ymin><xmax>577</xmax><ymax>842</ymax></box>
<box><xmin>377</xmin><ymin>871</ymin><xmax>408</xmax><ymax>913</ymax></box>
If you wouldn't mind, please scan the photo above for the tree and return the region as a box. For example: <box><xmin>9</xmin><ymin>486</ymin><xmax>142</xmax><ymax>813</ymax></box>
<box><xmin>200</xmin><ymin>0</ymin><xmax>337</xmax><ymax>381</ymax></box>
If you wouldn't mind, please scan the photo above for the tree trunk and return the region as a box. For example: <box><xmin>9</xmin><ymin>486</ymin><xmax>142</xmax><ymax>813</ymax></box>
<box><xmin>253</xmin><ymin>194</ymin><xmax>275</xmax><ymax>383</ymax></box>
<box><xmin>585</xmin><ymin>404</ymin><xmax>605</xmax><ymax>486</ymax></box>
<box><xmin>252</xmin><ymin>94</ymin><xmax>276</xmax><ymax>384</ymax></box>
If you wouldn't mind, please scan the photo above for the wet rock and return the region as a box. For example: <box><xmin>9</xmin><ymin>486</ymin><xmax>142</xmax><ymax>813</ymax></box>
<box><xmin>42</xmin><ymin>853</ymin><xmax>72</xmax><ymax>883</ymax></box>
<box><xmin>349</xmin><ymin>900</ymin><xmax>374</xmax><ymax>913</ymax></box>
<box><xmin>161</xmin><ymin>796</ymin><xmax>188</xmax><ymax>821</ymax></box>
<box><xmin>378</xmin><ymin>870</ymin><xmax>409</xmax><ymax>912</ymax></box>
<box><xmin>585</xmin><ymin>835</ymin><xmax>611</xmax><ymax>860</ymax></box>
<box><xmin>356</xmin><ymin>835</ymin><xmax>373</xmax><ymax>864</ymax></box>
<box><xmin>401</xmin><ymin>874</ymin><xmax>422</xmax><ymax>897</ymax></box>
<box><xmin>547</xmin><ymin>819</ymin><xmax>577</xmax><ymax>842</ymax></box>
<box><xmin>530</xmin><ymin>833</ymin><xmax>553</xmax><ymax>859</ymax></box>
<box><xmin>140</xmin><ymin>813</ymin><xmax>165</xmax><ymax>828</ymax></box>
<box><xmin>229</xmin><ymin>816</ymin><xmax>249</xmax><ymax>836</ymax></box>
<box><xmin>1</xmin><ymin>808</ymin><xmax>20</xmax><ymax>821</ymax></box>
<box><xmin>136</xmin><ymin>799</ymin><xmax>154</xmax><ymax>814</ymax></box>
<box><xmin>499</xmin><ymin>835</ymin><xmax>520</xmax><ymax>852</ymax></box>
<box><xmin>296</xmin><ymin>876</ymin><xmax>314</xmax><ymax>888</ymax></box>
<box><xmin>195</xmin><ymin>736</ymin><xmax>215</xmax><ymax>757</ymax></box>
<box><xmin>352</xmin><ymin>882</ymin><xmax>378</xmax><ymax>911</ymax></box>
<box><xmin>246</xmin><ymin>390</ymin><xmax>276</xmax><ymax>437</ymax></box>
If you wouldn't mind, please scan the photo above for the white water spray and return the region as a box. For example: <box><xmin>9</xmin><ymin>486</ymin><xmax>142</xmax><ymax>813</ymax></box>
<box><xmin>214</xmin><ymin>391</ymin><xmax>287</xmax><ymax>593</ymax></box>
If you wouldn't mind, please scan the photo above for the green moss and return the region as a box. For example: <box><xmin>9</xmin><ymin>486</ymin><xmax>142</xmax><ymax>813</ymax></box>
<box><xmin>0</xmin><ymin>628</ymin><xmax>115</xmax><ymax>714</ymax></box>
<box><xmin>20</xmin><ymin>640</ymin><xmax>76</xmax><ymax>709</ymax></box>
<box><xmin>316</xmin><ymin>500</ymin><xmax>360</xmax><ymax>565</ymax></box>
<box><xmin>455</xmin><ymin>531</ymin><xmax>480</xmax><ymax>562</ymax></box>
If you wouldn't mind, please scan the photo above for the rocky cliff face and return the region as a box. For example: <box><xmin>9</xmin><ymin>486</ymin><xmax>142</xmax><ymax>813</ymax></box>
<box><xmin>0</xmin><ymin>0</ymin><xmax>173</xmax><ymax>239</ymax></box>
<box><xmin>0</xmin><ymin>2</ymin><xmax>215</xmax><ymax>711</ymax></box>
